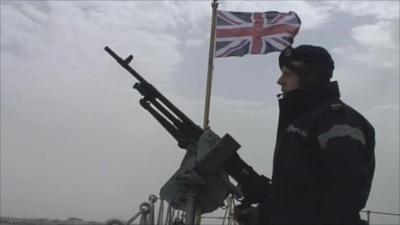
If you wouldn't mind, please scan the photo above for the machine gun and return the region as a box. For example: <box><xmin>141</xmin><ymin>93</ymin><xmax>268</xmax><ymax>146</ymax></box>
<box><xmin>104</xmin><ymin>46</ymin><xmax>270</xmax><ymax>224</ymax></box>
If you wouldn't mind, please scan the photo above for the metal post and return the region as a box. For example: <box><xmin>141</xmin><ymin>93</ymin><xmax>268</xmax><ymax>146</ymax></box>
<box><xmin>157</xmin><ymin>199</ymin><xmax>164</xmax><ymax>225</ymax></box>
<box><xmin>126</xmin><ymin>211</ymin><xmax>142</xmax><ymax>225</ymax></box>
<box><xmin>139</xmin><ymin>202</ymin><xmax>151</xmax><ymax>225</ymax></box>
<box><xmin>221</xmin><ymin>201</ymin><xmax>229</xmax><ymax>225</ymax></box>
<box><xmin>149</xmin><ymin>195</ymin><xmax>158</xmax><ymax>225</ymax></box>
<box><xmin>185</xmin><ymin>194</ymin><xmax>197</xmax><ymax>225</ymax></box>
<box><xmin>226</xmin><ymin>195</ymin><xmax>237</xmax><ymax>225</ymax></box>
<box><xmin>203</xmin><ymin>0</ymin><xmax>219</xmax><ymax>129</ymax></box>
<box><xmin>366</xmin><ymin>210</ymin><xmax>371</xmax><ymax>225</ymax></box>
<box><xmin>166</xmin><ymin>205</ymin><xmax>175</xmax><ymax>225</ymax></box>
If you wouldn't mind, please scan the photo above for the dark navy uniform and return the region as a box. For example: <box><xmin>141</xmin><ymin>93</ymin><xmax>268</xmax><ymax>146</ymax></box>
<box><xmin>260</xmin><ymin>81</ymin><xmax>375</xmax><ymax>224</ymax></box>
<box><xmin>228</xmin><ymin>45</ymin><xmax>376</xmax><ymax>225</ymax></box>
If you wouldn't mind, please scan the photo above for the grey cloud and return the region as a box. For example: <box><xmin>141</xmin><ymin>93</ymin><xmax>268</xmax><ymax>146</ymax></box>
<box><xmin>331</xmin><ymin>18</ymin><xmax>399</xmax><ymax>68</ymax></box>
<box><xmin>184</xmin><ymin>38</ymin><xmax>204</xmax><ymax>47</ymax></box>
<box><xmin>1</xmin><ymin>1</ymin><xmax>399</xmax><ymax>223</ymax></box>
<box><xmin>327</xmin><ymin>1</ymin><xmax>399</xmax><ymax>20</ymax></box>
<box><xmin>1</xmin><ymin>1</ymin><xmax>186</xmax><ymax>84</ymax></box>
<box><xmin>220</xmin><ymin>1</ymin><xmax>334</xmax><ymax>30</ymax></box>
<box><xmin>1</xmin><ymin>2</ymin><xmax>187</xmax><ymax>220</ymax></box>
<box><xmin>364</xmin><ymin>104</ymin><xmax>399</xmax><ymax>224</ymax></box>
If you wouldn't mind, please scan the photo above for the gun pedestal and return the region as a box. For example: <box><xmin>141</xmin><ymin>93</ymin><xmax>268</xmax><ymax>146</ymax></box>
<box><xmin>185</xmin><ymin>195</ymin><xmax>195</xmax><ymax>225</ymax></box>
<box><xmin>169</xmin><ymin>167</ymin><xmax>205</xmax><ymax>225</ymax></box>
<box><xmin>184</xmin><ymin>187</ymin><xmax>200</xmax><ymax>225</ymax></box>
<box><xmin>160</xmin><ymin>129</ymin><xmax>241</xmax><ymax>224</ymax></box>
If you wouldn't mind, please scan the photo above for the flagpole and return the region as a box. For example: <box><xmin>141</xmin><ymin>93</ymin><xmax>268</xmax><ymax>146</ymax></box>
<box><xmin>203</xmin><ymin>0</ymin><xmax>218</xmax><ymax>129</ymax></box>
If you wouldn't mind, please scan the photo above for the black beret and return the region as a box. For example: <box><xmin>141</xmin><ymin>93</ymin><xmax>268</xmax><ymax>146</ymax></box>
<box><xmin>279</xmin><ymin>45</ymin><xmax>334</xmax><ymax>72</ymax></box>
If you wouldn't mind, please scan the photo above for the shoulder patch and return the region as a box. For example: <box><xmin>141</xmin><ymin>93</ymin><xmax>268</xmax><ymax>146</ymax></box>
<box><xmin>318</xmin><ymin>124</ymin><xmax>366</xmax><ymax>149</ymax></box>
<box><xmin>330</xmin><ymin>103</ymin><xmax>344</xmax><ymax>111</ymax></box>
<box><xmin>286</xmin><ymin>124</ymin><xmax>308</xmax><ymax>138</ymax></box>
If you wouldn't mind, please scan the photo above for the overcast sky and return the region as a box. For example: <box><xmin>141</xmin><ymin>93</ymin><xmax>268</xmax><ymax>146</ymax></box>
<box><xmin>1</xmin><ymin>1</ymin><xmax>399</xmax><ymax>224</ymax></box>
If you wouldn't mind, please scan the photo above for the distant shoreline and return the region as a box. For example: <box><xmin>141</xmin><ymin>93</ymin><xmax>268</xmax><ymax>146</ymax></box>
<box><xmin>0</xmin><ymin>217</ymin><xmax>104</xmax><ymax>225</ymax></box>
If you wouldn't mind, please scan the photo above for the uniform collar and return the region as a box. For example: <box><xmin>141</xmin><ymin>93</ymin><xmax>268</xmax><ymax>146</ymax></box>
<box><xmin>278</xmin><ymin>81</ymin><xmax>341</xmax><ymax>121</ymax></box>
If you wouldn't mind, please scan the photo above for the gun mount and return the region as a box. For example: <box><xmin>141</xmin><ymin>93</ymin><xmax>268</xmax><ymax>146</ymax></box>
<box><xmin>105</xmin><ymin>46</ymin><xmax>244</xmax><ymax>224</ymax></box>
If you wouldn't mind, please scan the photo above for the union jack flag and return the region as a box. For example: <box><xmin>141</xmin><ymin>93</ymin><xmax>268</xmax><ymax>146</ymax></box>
<box><xmin>215</xmin><ymin>10</ymin><xmax>301</xmax><ymax>57</ymax></box>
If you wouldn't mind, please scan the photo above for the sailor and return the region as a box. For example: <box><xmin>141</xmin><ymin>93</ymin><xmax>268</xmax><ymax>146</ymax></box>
<box><xmin>235</xmin><ymin>45</ymin><xmax>375</xmax><ymax>225</ymax></box>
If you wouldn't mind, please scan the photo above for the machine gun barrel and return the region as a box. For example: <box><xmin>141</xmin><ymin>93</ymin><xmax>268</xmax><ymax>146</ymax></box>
<box><xmin>105</xmin><ymin>46</ymin><xmax>270</xmax><ymax>208</ymax></box>
<box><xmin>105</xmin><ymin>46</ymin><xmax>147</xmax><ymax>84</ymax></box>
<box><xmin>104</xmin><ymin>46</ymin><xmax>203</xmax><ymax>147</ymax></box>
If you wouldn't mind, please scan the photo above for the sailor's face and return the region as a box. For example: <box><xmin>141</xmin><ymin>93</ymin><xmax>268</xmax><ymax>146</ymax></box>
<box><xmin>277</xmin><ymin>66</ymin><xmax>301</xmax><ymax>94</ymax></box>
